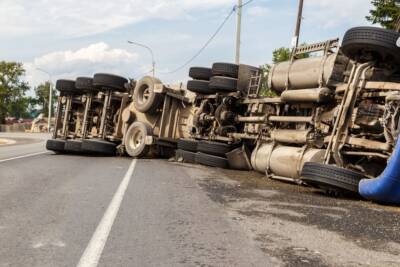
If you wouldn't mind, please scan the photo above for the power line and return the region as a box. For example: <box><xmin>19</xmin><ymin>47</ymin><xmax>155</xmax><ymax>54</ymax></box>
<box><xmin>239</xmin><ymin>0</ymin><xmax>255</xmax><ymax>8</ymax></box>
<box><xmin>157</xmin><ymin>0</ymin><xmax>257</xmax><ymax>75</ymax></box>
<box><xmin>133</xmin><ymin>69</ymin><xmax>154</xmax><ymax>80</ymax></box>
<box><xmin>159</xmin><ymin>0</ymin><xmax>257</xmax><ymax>75</ymax></box>
<box><xmin>159</xmin><ymin>7</ymin><xmax>236</xmax><ymax>74</ymax></box>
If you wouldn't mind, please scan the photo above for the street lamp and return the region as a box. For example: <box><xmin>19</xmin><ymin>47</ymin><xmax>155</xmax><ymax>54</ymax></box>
<box><xmin>127</xmin><ymin>41</ymin><xmax>156</xmax><ymax>77</ymax></box>
<box><xmin>35</xmin><ymin>67</ymin><xmax>53</xmax><ymax>133</ymax></box>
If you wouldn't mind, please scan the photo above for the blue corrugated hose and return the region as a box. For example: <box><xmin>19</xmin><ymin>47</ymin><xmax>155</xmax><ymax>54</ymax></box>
<box><xmin>359</xmin><ymin>137</ymin><xmax>400</xmax><ymax>205</ymax></box>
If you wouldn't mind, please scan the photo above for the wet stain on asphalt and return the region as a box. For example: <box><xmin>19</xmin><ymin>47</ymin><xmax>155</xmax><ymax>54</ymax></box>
<box><xmin>196</xmin><ymin>167</ymin><xmax>400</xmax><ymax>266</ymax></box>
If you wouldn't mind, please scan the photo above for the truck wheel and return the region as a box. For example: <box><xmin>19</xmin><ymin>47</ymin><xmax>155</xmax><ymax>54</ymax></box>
<box><xmin>46</xmin><ymin>139</ymin><xmax>66</xmax><ymax>153</ymax></box>
<box><xmin>124</xmin><ymin>121</ymin><xmax>152</xmax><ymax>158</ymax></box>
<box><xmin>197</xmin><ymin>141</ymin><xmax>236</xmax><ymax>157</ymax></box>
<box><xmin>176</xmin><ymin>149</ymin><xmax>196</xmax><ymax>163</ymax></box>
<box><xmin>209</xmin><ymin>76</ymin><xmax>238</xmax><ymax>92</ymax></box>
<box><xmin>56</xmin><ymin>79</ymin><xmax>80</xmax><ymax>93</ymax></box>
<box><xmin>134</xmin><ymin>76</ymin><xmax>164</xmax><ymax>114</ymax></box>
<box><xmin>189</xmin><ymin>67</ymin><xmax>212</xmax><ymax>81</ymax></box>
<box><xmin>195</xmin><ymin>152</ymin><xmax>229</xmax><ymax>169</ymax></box>
<box><xmin>341</xmin><ymin>27</ymin><xmax>400</xmax><ymax>64</ymax></box>
<box><xmin>76</xmin><ymin>77</ymin><xmax>97</xmax><ymax>92</ymax></box>
<box><xmin>300</xmin><ymin>162</ymin><xmax>365</xmax><ymax>194</ymax></box>
<box><xmin>187</xmin><ymin>80</ymin><xmax>215</xmax><ymax>94</ymax></box>
<box><xmin>177</xmin><ymin>139</ymin><xmax>198</xmax><ymax>152</ymax></box>
<box><xmin>93</xmin><ymin>73</ymin><xmax>128</xmax><ymax>92</ymax></box>
<box><xmin>82</xmin><ymin>139</ymin><xmax>116</xmax><ymax>155</ymax></box>
<box><xmin>64</xmin><ymin>139</ymin><xmax>83</xmax><ymax>153</ymax></box>
<box><xmin>211</xmin><ymin>62</ymin><xmax>239</xmax><ymax>78</ymax></box>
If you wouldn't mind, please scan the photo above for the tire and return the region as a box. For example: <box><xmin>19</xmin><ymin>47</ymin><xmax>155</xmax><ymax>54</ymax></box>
<box><xmin>76</xmin><ymin>77</ymin><xmax>97</xmax><ymax>92</ymax></box>
<box><xmin>176</xmin><ymin>149</ymin><xmax>196</xmax><ymax>164</ymax></box>
<box><xmin>46</xmin><ymin>139</ymin><xmax>66</xmax><ymax>153</ymax></box>
<box><xmin>133</xmin><ymin>76</ymin><xmax>164</xmax><ymax>114</ymax></box>
<box><xmin>212</xmin><ymin>62</ymin><xmax>239</xmax><ymax>78</ymax></box>
<box><xmin>177</xmin><ymin>139</ymin><xmax>198</xmax><ymax>152</ymax></box>
<box><xmin>64</xmin><ymin>139</ymin><xmax>83</xmax><ymax>153</ymax></box>
<box><xmin>93</xmin><ymin>73</ymin><xmax>128</xmax><ymax>92</ymax></box>
<box><xmin>300</xmin><ymin>162</ymin><xmax>365</xmax><ymax>194</ymax></box>
<box><xmin>124</xmin><ymin>121</ymin><xmax>152</xmax><ymax>158</ymax></box>
<box><xmin>341</xmin><ymin>27</ymin><xmax>400</xmax><ymax>64</ymax></box>
<box><xmin>209</xmin><ymin>76</ymin><xmax>238</xmax><ymax>92</ymax></box>
<box><xmin>195</xmin><ymin>152</ymin><xmax>229</xmax><ymax>169</ymax></box>
<box><xmin>187</xmin><ymin>80</ymin><xmax>215</xmax><ymax>94</ymax></box>
<box><xmin>56</xmin><ymin>80</ymin><xmax>80</xmax><ymax>93</ymax></box>
<box><xmin>197</xmin><ymin>140</ymin><xmax>236</xmax><ymax>157</ymax></box>
<box><xmin>81</xmin><ymin>139</ymin><xmax>116</xmax><ymax>155</ymax></box>
<box><xmin>189</xmin><ymin>67</ymin><xmax>212</xmax><ymax>81</ymax></box>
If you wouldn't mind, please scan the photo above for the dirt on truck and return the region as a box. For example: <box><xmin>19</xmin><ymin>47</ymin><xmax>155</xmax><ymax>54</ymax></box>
<box><xmin>46</xmin><ymin>26</ymin><xmax>400</xmax><ymax>205</ymax></box>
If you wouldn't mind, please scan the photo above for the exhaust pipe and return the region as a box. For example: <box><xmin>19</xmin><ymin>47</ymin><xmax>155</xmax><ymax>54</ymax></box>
<box><xmin>271</xmin><ymin>129</ymin><xmax>310</xmax><ymax>144</ymax></box>
<box><xmin>281</xmin><ymin>88</ymin><xmax>333</xmax><ymax>103</ymax></box>
<box><xmin>359</xmin><ymin>137</ymin><xmax>400</xmax><ymax>205</ymax></box>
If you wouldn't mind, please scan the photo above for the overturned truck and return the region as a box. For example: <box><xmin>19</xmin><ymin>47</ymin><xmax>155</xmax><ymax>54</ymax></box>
<box><xmin>47</xmin><ymin>26</ymin><xmax>400</xmax><ymax>204</ymax></box>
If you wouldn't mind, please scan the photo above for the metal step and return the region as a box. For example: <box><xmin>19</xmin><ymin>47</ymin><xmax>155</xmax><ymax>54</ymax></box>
<box><xmin>294</xmin><ymin>39</ymin><xmax>339</xmax><ymax>56</ymax></box>
<box><xmin>246</xmin><ymin>72</ymin><xmax>262</xmax><ymax>98</ymax></box>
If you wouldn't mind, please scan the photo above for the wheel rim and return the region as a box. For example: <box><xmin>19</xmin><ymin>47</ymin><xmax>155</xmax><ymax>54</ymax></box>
<box><xmin>129</xmin><ymin>127</ymin><xmax>144</xmax><ymax>150</ymax></box>
<box><xmin>138</xmin><ymin>85</ymin><xmax>150</xmax><ymax>105</ymax></box>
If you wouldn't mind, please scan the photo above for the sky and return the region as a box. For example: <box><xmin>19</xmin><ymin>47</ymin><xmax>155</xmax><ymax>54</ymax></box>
<box><xmin>0</xmin><ymin>0</ymin><xmax>373</xmax><ymax>94</ymax></box>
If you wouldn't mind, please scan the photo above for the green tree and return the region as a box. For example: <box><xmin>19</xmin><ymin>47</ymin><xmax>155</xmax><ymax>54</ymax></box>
<box><xmin>259</xmin><ymin>64</ymin><xmax>276</xmax><ymax>97</ymax></box>
<box><xmin>0</xmin><ymin>61</ymin><xmax>30</xmax><ymax>123</ymax></box>
<box><xmin>272</xmin><ymin>47</ymin><xmax>291</xmax><ymax>63</ymax></box>
<box><xmin>34</xmin><ymin>81</ymin><xmax>57</xmax><ymax>117</ymax></box>
<box><xmin>366</xmin><ymin>0</ymin><xmax>400</xmax><ymax>29</ymax></box>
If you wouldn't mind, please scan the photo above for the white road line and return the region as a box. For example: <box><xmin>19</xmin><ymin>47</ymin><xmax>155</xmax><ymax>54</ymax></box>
<box><xmin>77</xmin><ymin>159</ymin><xmax>138</xmax><ymax>267</ymax></box>
<box><xmin>0</xmin><ymin>151</ymin><xmax>49</xmax><ymax>163</ymax></box>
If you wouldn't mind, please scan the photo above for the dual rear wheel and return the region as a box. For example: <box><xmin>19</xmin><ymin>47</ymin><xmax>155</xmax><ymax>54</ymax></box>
<box><xmin>176</xmin><ymin>139</ymin><xmax>238</xmax><ymax>169</ymax></box>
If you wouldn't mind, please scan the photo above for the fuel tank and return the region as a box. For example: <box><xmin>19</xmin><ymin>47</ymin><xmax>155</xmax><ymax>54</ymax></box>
<box><xmin>267</xmin><ymin>54</ymin><xmax>348</xmax><ymax>92</ymax></box>
<box><xmin>251</xmin><ymin>143</ymin><xmax>325</xmax><ymax>179</ymax></box>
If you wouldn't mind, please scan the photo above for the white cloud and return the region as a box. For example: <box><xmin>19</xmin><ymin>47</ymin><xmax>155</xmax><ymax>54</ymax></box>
<box><xmin>304</xmin><ymin>0</ymin><xmax>372</xmax><ymax>28</ymax></box>
<box><xmin>0</xmin><ymin>0</ymin><xmax>234</xmax><ymax>37</ymax></box>
<box><xmin>24</xmin><ymin>42</ymin><xmax>139</xmax><ymax>88</ymax></box>
<box><xmin>246</xmin><ymin>6</ymin><xmax>269</xmax><ymax>17</ymax></box>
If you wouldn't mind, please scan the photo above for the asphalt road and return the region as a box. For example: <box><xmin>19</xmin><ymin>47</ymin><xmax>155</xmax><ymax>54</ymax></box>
<box><xmin>0</xmin><ymin>133</ymin><xmax>273</xmax><ymax>267</ymax></box>
<box><xmin>1</xmin><ymin>133</ymin><xmax>400</xmax><ymax>267</ymax></box>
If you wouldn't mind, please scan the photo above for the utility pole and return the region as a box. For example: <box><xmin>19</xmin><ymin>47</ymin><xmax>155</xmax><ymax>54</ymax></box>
<box><xmin>292</xmin><ymin>0</ymin><xmax>304</xmax><ymax>49</ymax></box>
<box><xmin>235</xmin><ymin>0</ymin><xmax>242</xmax><ymax>64</ymax></box>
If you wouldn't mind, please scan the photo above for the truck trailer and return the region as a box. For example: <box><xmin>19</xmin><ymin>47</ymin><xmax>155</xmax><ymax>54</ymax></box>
<box><xmin>46</xmin><ymin>26</ymin><xmax>400</xmax><ymax>204</ymax></box>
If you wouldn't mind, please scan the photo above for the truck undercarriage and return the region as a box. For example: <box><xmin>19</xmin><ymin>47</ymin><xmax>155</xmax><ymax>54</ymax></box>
<box><xmin>46</xmin><ymin>26</ymin><xmax>400</xmax><ymax>204</ymax></box>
